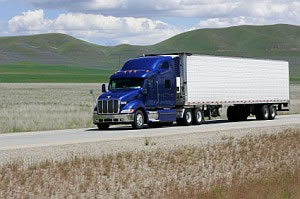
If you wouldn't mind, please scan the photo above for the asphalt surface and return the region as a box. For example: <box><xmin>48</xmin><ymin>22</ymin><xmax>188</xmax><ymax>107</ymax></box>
<box><xmin>1</xmin><ymin>115</ymin><xmax>299</xmax><ymax>150</ymax></box>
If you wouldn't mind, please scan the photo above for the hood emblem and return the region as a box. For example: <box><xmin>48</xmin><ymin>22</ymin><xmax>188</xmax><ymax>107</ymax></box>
<box><xmin>107</xmin><ymin>96</ymin><xmax>111</xmax><ymax>99</ymax></box>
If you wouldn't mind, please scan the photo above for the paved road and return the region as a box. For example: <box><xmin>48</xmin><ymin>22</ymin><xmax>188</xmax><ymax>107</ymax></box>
<box><xmin>1</xmin><ymin>115</ymin><xmax>300</xmax><ymax>150</ymax></box>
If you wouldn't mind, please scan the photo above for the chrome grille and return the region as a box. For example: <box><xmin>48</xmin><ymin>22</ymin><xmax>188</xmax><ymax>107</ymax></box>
<box><xmin>98</xmin><ymin>100</ymin><xmax>119</xmax><ymax>114</ymax></box>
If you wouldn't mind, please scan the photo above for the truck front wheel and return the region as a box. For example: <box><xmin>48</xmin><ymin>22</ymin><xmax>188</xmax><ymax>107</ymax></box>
<box><xmin>97</xmin><ymin>123</ymin><xmax>110</xmax><ymax>130</ymax></box>
<box><xmin>132</xmin><ymin>110</ymin><xmax>144</xmax><ymax>129</ymax></box>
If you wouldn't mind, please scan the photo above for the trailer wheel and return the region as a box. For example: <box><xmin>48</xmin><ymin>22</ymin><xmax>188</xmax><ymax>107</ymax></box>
<box><xmin>193</xmin><ymin>109</ymin><xmax>204</xmax><ymax>125</ymax></box>
<box><xmin>132</xmin><ymin>110</ymin><xmax>144</xmax><ymax>129</ymax></box>
<box><xmin>227</xmin><ymin>106</ymin><xmax>238</xmax><ymax>122</ymax></box>
<box><xmin>180</xmin><ymin>109</ymin><xmax>193</xmax><ymax>126</ymax></box>
<box><xmin>97</xmin><ymin>124</ymin><xmax>110</xmax><ymax>130</ymax></box>
<box><xmin>268</xmin><ymin>105</ymin><xmax>276</xmax><ymax>120</ymax></box>
<box><xmin>237</xmin><ymin>106</ymin><xmax>249</xmax><ymax>121</ymax></box>
<box><xmin>256</xmin><ymin>105</ymin><xmax>269</xmax><ymax>120</ymax></box>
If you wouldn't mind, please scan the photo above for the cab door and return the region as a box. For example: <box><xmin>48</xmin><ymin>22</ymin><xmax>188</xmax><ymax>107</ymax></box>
<box><xmin>144</xmin><ymin>77</ymin><xmax>158</xmax><ymax>109</ymax></box>
<box><xmin>157</xmin><ymin>61</ymin><xmax>176</xmax><ymax>108</ymax></box>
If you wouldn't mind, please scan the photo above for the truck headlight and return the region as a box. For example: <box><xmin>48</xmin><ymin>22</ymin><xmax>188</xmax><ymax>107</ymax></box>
<box><xmin>120</xmin><ymin>109</ymin><xmax>134</xmax><ymax>114</ymax></box>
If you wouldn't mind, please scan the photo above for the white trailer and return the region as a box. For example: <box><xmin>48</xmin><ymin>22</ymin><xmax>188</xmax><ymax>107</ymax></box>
<box><xmin>154</xmin><ymin>53</ymin><xmax>289</xmax><ymax>124</ymax></box>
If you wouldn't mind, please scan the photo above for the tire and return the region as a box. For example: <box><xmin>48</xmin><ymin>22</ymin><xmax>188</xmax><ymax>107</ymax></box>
<box><xmin>132</xmin><ymin>110</ymin><xmax>144</xmax><ymax>129</ymax></box>
<box><xmin>227</xmin><ymin>106</ymin><xmax>238</xmax><ymax>122</ymax></box>
<box><xmin>268</xmin><ymin>105</ymin><xmax>276</xmax><ymax>120</ymax></box>
<box><xmin>193</xmin><ymin>109</ymin><xmax>204</xmax><ymax>125</ymax></box>
<box><xmin>182</xmin><ymin>109</ymin><xmax>193</xmax><ymax>126</ymax></box>
<box><xmin>97</xmin><ymin>123</ymin><xmax>109</xmax><ymax>130</ymax></box>
<box><xmin>256</xmin><ymin>105</ymin><xmax>269</xmax><ymax>120</ymax></box>
<box><xmin>238</xmin><ymin>106</ymin><xmax>249</xmax><ymax>121</ymax></box>
<box><xmin>176</xmin><ymin>118</ymin><xmax>184</xmax><ymax>126</ymax></box>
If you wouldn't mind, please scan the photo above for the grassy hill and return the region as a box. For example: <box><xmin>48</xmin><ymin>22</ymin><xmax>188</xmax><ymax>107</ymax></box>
<box><xmin>0</xmin><ymin>24</ymin><xmax>299</xmax><ymax>83</ymax></box>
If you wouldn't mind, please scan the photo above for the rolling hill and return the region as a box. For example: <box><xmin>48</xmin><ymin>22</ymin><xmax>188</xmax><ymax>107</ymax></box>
<box><xmin>0</xmin><ymin>24</ymin><xmax>300</xmax><ymax>82</ymax></box>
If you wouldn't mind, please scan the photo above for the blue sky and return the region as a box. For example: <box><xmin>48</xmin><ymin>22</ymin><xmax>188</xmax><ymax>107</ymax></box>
<box><xmin>0</xmin><ymin>0</ymin><xmax>299</xmax><ymax>45</ymax></box>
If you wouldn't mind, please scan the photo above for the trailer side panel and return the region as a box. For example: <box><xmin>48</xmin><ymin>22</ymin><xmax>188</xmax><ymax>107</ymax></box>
<box><xmin>186</xmin><ymin>55</ymin><xmax>289</xmax><ymax>105</ymax></box>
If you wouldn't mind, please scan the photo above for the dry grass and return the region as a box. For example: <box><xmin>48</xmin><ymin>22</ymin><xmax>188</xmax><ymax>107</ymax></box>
<box><xmin>0</xmin><ymin>83</ymin><xmax>100</xmax><ymax>133</ymax></box>
<box><xmin>289</xmin><ymin>84</ymin><xmax>300</xmax><ymax>114</ymax></box>
<box><xmin>0</xmin><ymin>128</ymin><xmax>299</xmax><ymax>198</ymax></box>
<box><xmin>0</xmin><ymin>83</ymin><xmax>299</xmax><ymax>133</ymax></box>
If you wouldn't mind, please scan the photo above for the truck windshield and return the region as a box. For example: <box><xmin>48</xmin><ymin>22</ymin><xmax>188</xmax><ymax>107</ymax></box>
<box><xmin>109</xmin><ymin>78</ymin><xmax>145</xmax><ymax>90</ymax></box>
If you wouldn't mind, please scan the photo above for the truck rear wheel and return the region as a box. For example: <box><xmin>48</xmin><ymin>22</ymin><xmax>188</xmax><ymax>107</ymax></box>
<box><xmin>237</xmin><ymin>106</ymin><xmax>249</xmax><ymax>121</ymax></box>
<box><xmin>132</xmin><ymin>110</ymin><xmax>144</xmax><ymax>129</ymax></box>
<box><xmin>177</xmin><ymin>109</ymin><xmax>193</xmax><ymax>126</ymax></box>
<box><xmin>183</xmin><ymin>109</ymin><xmax>193</xmax><ymax>126</ymax></box>
<box><xmin>97</xmin><ymin>124</ymin><xmax>110</xmax><ymax>130</ymax></box>
<box><xmin>268</xmin><ymin>105</ymin><xmax>276</xmax><ymax>120</ymax></box>
<box><xmin>193</xmin><ymin>109</ymin><xmax>204</xmax><ymax>125</ymax></box>
<box><xmin>227</xmin><ymin>106</ymin><xmax>238</xmax><ymax>122</ymax></box>
<box><xmin>256</xmin><ymin>105</ymin><xmax>269</xmax><ymax>120</ymax></box>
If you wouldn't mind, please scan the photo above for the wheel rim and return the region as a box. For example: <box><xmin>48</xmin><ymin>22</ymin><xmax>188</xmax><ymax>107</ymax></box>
<box><xmin>196</xmin><ymin>110</ymin><xmax>202</xmax><ymax>122</ymax></box>
<box><xmin>186</xmin><ymin>111</ymin><xmax>192</xmax><ymax>123</ymax></box>
<box><xmin>264</xmin><ymin>107</ymin><xmax>269</xmax><ymax>118</ymax></box>
<box><xmin>270</xmin><ymin>107</ymin><xmax>275</xmax><ymax>118</ymax></box>
<box><xmin>136</xmin><ymin>113</ymin><xmax>144</xmax><ymax>127</ymax></box>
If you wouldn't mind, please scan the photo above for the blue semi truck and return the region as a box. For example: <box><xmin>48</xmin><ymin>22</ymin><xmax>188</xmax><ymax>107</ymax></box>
<box><xmin>93</xmin><ymin>53</ymin><xmax>289</xmax><ymax>130</ymax></box>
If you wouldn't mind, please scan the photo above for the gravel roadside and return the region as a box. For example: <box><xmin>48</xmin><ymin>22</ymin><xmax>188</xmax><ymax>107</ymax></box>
<box><xmin>1</xmin><ymin>123</ymin><xmax>299</xmax><ymax>167</ymax></box>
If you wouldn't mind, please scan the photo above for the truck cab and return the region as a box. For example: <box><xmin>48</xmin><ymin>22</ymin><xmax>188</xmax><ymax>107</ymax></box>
<box><xmin>93</xmin><ymin>56</ymin><xmax>177</xmax><ymax>129</ymax></box>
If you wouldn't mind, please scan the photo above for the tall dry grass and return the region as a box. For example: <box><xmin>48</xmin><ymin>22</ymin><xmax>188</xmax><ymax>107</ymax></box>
<box><xmin>0</xmin><ymin>83</ymin><xmax>299</xmax><ymax>133</ymax></box>
<box><xmin>0</xmin><ymin>83</ymin><xmax>100</xmax><ymax>133</ymax></box>
<box><xmin>289</xmin><ymin>84</ymin><xmax>300</xmax><ymax>114</ymax></box>
<box><xmin>0</xmin><ymin>128</ymin><xmax>299</xmax><ymax>198</ymax></box>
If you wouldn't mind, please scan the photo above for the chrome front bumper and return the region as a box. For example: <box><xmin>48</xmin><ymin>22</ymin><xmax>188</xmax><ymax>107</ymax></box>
<box><xmin>93</xmin><ymin>113</ymin><xmax>134</xmax><ymax>124</ymax></box>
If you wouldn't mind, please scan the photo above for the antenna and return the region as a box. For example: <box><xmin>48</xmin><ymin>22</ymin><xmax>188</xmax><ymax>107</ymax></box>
<box><xmin>119</xmin><ymin>55</ymin><xmax>121</xmax><ymax>70</ymax></box>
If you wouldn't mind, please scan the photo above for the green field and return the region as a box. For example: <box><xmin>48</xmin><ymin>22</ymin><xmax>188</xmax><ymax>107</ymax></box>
<box><xmin>0</xmin><ymin>63</ymin><xmax>113</xmax><ymax>83</ymax></box>
<box><xmin>0</xmin><ymin>24</ymin><xmax>299</xmax><ymax>83</ymax></box>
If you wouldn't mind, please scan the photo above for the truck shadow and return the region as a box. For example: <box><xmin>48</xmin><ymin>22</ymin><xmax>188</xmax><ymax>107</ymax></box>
<box><xmin>86</xmin><ymin>118</ymin><xmax>257</xmax><ymax>132</ymax></box>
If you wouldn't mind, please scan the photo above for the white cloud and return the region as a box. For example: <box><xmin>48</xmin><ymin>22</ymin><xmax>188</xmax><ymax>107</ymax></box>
<box><xmin>8</xmin><ymin>10</ymin><xmax>52</xmax><ymax>33</ymax></box>
<box><xmin>6</xmin><ymin>1</ymin><xmax>300</xmax><ymax>45</ymax></box>
<box><xmin>194</xmin><ymin>0</ymin><xmax>300</xmax><ymax>29</ymax></box>
<box><xmin>25</xmin><ymin>0</ymin><xmax>300</xmax><ymax>22</ymax></box>
<box><xmin>8</xmin><ymin>9</ymin><xmax>181</xmax><ymax>45</ymax></box>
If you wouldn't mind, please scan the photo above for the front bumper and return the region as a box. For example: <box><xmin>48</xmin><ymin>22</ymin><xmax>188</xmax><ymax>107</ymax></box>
<box><xmin>93</xmin><ymin>113</ymin><xmax>134</xmax><ymax>124</ymax></box>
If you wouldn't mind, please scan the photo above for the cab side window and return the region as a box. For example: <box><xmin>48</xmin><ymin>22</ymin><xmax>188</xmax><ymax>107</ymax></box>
<box><xmin>161</xmin><ymin>61</ymin><xmax>169</xmax><ymax>70</ymax></box>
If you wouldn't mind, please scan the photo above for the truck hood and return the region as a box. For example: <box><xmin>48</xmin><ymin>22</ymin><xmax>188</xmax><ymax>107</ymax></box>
<box><xmin>98</xmin><ymin>89</ymin><xmax>140</xmax><ymax>101</ymax></box>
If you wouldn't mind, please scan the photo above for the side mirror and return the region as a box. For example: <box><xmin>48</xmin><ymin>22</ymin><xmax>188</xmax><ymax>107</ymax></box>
<box><xmin>143</xmin><ymin>87</ymin><xmax>148</xmax><ymax>95</ymax></box>
<box><xmin>102</xmin><ymin>84</ymin><xmax>106</xmax><ymax>93</ymax></box>
<box><xmin>89</xmin><ymin>89</ymin><xmax>96</xmax><ymax>106</ymax></box>
<box><xmin>143</xmin><ymin>82</ymin><xmax>149</xmax><ymax>95</ymax></box>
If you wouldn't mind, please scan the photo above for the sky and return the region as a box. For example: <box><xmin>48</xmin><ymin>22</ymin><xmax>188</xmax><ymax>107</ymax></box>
<box><xmin>0</xmin><ymin>0</ymin><xmax>299</xmax><ymax>46</ymax></box>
